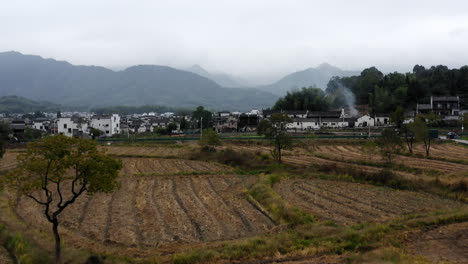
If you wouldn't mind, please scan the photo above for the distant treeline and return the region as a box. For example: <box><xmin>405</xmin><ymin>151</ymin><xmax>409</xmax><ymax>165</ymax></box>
<box><xmin>273</xmin><ymin>65</ymin><xmax>468</xmax><ymax>114</ymax></box>
<box><xmin>91</xmin><ymin>105</ymin><xmax>193</xmax><ymax>115</ymax></box>
<box><xmin>328</xmin><ymin>65</ymin><xmax>468</xmax><ymax>113</ymax></box>
<box><xmin>0</xmin><ymin>95</ymin><xmax>62</xmax><ymax>113</ymax></box>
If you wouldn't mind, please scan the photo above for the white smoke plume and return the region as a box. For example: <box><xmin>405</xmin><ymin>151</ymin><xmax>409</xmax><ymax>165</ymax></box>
<box><xmin>341</xmin><ymin>86</ymin><xmax>358</xmax><ymax>117</ymax></box>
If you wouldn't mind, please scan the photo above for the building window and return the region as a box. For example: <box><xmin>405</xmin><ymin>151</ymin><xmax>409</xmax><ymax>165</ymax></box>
<box><xmin>297</xmin><ymin>122</ymin><xmax>300</xmax><ymax>125</ymax></box>
<box><xmin>68</xmin><ymin>128</ymin><xmax>71</xmax><ymax>133</ymax></box>
<box><xmin>106</xmin><ymin>130</ymin><xmax>110</xmax><ymax>134</ymax></box>
<box><xmin>331</xmin><ymin>123</ymin><xmax>336</xmax><ymax>125</ymax></box>
<box><xmin>64</xmin><ymin>124</ymin><xmax>67</xmax><ymax>129</ymax></box>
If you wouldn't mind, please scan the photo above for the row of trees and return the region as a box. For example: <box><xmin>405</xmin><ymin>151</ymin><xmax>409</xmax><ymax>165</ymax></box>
<box><xmin>328</xmin><ymin>65</ymin><xmax>468</xmax><ymax>113</ymax></box>
<box><xmin>272</xmin><ymin>64</ymin><xmax>467</xmax><ymax>115</ymax></box>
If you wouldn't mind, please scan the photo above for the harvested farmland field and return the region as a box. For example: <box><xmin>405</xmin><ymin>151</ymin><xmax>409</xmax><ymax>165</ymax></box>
<box><xmin>119</xmin><ymin>157</ymin><xmax>231</xmax><ymax>175</ymax></box>
<box><xmin>313</xmin><ymin>145</ymin><xmax>468</xmax><ymax>174</ymax></box>
<box><xmin>2</xmin><ymin>141</ymin><xmax>467</xmax><ymax>263</ymax></box>
<box><xmin>101</xmin><ymin>145</ymin><xmax>193</xmax><ymax>158</ymax></box>
<box><xmin>275</xmin><ymin>179</ymin><xmax>463</xmax><ymax>225</ymax></box>
<box><xmin>13</xmin><ymin>175</ymin><xmax>275</xmax><ymax>251</ymax></box>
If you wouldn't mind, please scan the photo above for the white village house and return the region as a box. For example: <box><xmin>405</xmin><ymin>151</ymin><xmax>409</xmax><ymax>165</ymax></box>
<box><xmin>57</xmin><ymin>117</ymin><xmax>89</xmax><ymax>137</ymax></box>
<box><xmin>89</xmin><ymin>114</ymin><xmax>121</xmax><ymax>137</ymax></box>
<box><xmin>355</xmin><ymin>115</ymin><xmax>375</xmax><ymax>127</ymax></box>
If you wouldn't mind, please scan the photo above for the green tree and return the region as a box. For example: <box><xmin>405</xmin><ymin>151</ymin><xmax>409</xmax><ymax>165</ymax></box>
<box><xmin>192</xmin><ymin>106</ymin><xmax>212</xmax><ymax>129</ymax></box>
<box><xmin>376</xmin><ymin>128</ymin><xmax>403</xmax><ymax>164</ymax></box>
<box><xmin>90</xmin><ymin>128</ymin><xmax>104</xmax><ymax>139</ymax></box>
<box><xmin>199</xmin><ymin>128</ymin><xmax>221</xmax><ymax>151</ymax></box>
<box><xmin>166</xmin><ymin>123</ymin><xmax>178</xmax><ymax>135</ymax></box>
<box><xmin>401</xmin><ymin>123</ymin><xmax>416</xmax><ymax>154</ymax></box>
<box><xmin>4</xmin><ymin>135</ymin><xmax>122</xmax><ymax>264</ymax></box>
<box><xmin>391</xmin><ymin>106</ymin><xmax>405</xmax><ymax>129</ymax></box>
<box><xmin>257</xmin><ymin>113</ymin><xmax>292</xmax><ymax>164</ymax></box>
<box><xmin>179</xmin><ymin>117</ymin><xmax>188</xmax><ymax>131</ymax></box>
<box><xmin>412</xmin><ymin>116</ymin><xmax>433</xmax><ymax>157</ymax></box>
<box><xmin>0</xmin><ymin>122</ymin><xmax>11</xmax><ymax>158</ymax></box>
<box><xmin>273</xmin><ymin>87</ymin><xmax>331</xmax><ymax>111</ymax></box>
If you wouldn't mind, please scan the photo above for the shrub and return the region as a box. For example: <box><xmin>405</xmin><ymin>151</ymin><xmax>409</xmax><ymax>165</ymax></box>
<box><xmin>198</xmin><ymin>128</ymin><xmax>221</xmax><ymax>151</ymax></box>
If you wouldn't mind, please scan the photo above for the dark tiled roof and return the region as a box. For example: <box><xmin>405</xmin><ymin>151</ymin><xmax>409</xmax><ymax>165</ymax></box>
<box><xmin>432</xmin><ymin>96</ymin><xmax>459</xmax><ymax>101</ymax></box>
<box><xmin>307</xmin><ymin>111</ymin><xmax>341</xmax><ymax>118</ymax></box>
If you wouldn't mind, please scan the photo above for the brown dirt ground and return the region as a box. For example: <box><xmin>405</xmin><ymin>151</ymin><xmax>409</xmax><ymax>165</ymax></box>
<box><xmin>119</xmin><ymin>157</ymin><xmax>230</xmax><ymax>175</ymax></box>
<box><xmin>413</xmin><ymin>222</ymin><xmax>468</xmax><ymax>264</ymax></box>
<box><xmin>101</xmin><ymin>145</ymin><xmax>193</xmax><ymax>158</ymax></box>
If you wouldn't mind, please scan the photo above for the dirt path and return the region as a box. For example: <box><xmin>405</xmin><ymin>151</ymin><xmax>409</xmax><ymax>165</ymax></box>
<box><xmin>413</xmin><ymin>222</ymin><xmax>468</xmax><ymax>264</ymax></box>
<box><xmin>0</xmin><ymin>246</ymin><xmax>12</xmax><ymax>264</ymax></box>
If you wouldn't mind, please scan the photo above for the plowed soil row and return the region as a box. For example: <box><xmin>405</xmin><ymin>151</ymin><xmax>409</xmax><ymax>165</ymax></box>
<box><xmin>119</xmin><ymin>158</ymin><xmax>230</xmax><ymax>175</ymax></box>
<box><xmin>315</xmin><ymin>145</ymin><xmax>468</xmax><ymax>174</ymax></box>
<box><xmin>421</xmin><ymin>144</ymin><xmax>468</xmax><ymax>161</ymax></box>
<box><xmin>282</xmin><ymin>155</ymin><xmax>418</xmax><ymax>181</ymax></box>
<box><xmin>275</xmin><ymin>179</ymin><xmax>463</xmax><ymax>225</ymax></box>
<box><xmin>14</xmin><ymin>175</ymin><xmax>275</xmax><ymax>248</ymax></box>
<box><xmin>102</xmin><ymin>146</ymin><xmax>191</xmax><ymax>157</ymax></box>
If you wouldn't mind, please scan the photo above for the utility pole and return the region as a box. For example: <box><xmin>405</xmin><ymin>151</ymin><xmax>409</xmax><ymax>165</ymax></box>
<box><xmin>368</xmin><ymin>116</ymin><xmax>371</xmax><ymax>138</ymax></box>
<box><xmin>200</xmin><ymin>117</ymin><xmax>203</xmax><ymax>138</ymax></box>
<box><xmin>462</xmin><ymin>113</ymin><xmax>464</xmax><ymax>134</ymax></box>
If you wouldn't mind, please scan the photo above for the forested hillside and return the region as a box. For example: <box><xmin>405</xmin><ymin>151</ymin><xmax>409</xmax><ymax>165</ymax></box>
<box><xmin>270</xmin><ymin>65</ymin><xmax>468</xmax><ymax>114</ymax></box>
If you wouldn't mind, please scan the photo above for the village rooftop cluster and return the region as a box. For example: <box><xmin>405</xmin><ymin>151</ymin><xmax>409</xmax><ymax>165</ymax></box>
<box><xmin>0</xmin><ymin>96</ymin><xmax>464</xmax><ymax>140</ymax></box>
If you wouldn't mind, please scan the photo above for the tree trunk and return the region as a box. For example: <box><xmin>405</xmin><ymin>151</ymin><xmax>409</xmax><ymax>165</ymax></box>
<box><xmin>277</xmin><ymin>144</ymin><xmax>282</xmax><ymax>164</ymax></box>
<box><xmin>407</xmin><ymin>139</ymin><xmax>413</xmax><ymax>154</ymax></box>
<box><xmin>424</xmin><ymin>139</ymin><xmax>430</xmax><ymax>157</ymax></box>
<box><xmin>52</xmin><ymin>219</ymin><xmax>61</xmax><ymax>264</ymax></box>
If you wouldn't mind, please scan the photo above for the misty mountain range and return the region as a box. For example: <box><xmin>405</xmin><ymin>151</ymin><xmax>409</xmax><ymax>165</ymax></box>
<box><xmin>0</xmin><ymin>51</ymin><xmax>357</xmax><ymax>110</ymax></box>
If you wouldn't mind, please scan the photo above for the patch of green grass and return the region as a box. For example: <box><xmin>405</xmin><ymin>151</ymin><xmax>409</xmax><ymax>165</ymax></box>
<box><xmin>248</xmin><ymin>174</ymin><xmax>313</xmax><ymax>226</ymax></box>
<box><xmin>172</xmin><ymin>249</ymin><xmax>215</xmax><ymax>264</ymax></box>
<box><xmin>0</xmin><ymin>224</ymin><xmax>50</xmax><ymax>264</ymax></box>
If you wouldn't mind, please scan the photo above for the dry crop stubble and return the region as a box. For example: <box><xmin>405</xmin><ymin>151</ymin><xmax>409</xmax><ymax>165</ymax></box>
<box><xmin>275</xmin><ymin>179</ymin><xmax>464</xmax><ymax>225</ymax></box>
<box><xmin>12</xmin><ymin>175</ymin><xmax>276</xmax><ymax>253</ymax></box>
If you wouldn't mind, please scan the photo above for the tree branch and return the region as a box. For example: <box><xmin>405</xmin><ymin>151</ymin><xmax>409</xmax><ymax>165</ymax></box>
<box><xmin>26</xmin><ymin>194</ymin><xmax>48</xmax><ymax>205</ymax></box>
<box><xmin>56</xmin><ymin>178</ymin><xmax>63</xmax><ymax>208</ymax></box>
<box><xmin>54</xmin><ymin>180</ymin><xmax>87</xmax><ymax>218</ymax></box>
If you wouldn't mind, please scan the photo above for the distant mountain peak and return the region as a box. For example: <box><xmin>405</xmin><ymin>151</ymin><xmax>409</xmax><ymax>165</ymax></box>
<box><xmin>316</xmin><ymin>62</ymin><xmax>337</xmax><ymax>70</ymax></box>
<box><xmin>259</xmin><ymin>63</ymin><xmax>359</xmax><ymax>95</ymax></box>
<box><xmin>0</xmin><ymin>52</ymin><xmax>276</xmax><ymax>110</ymax></box>
<box><xmin>184</xmin><ymin>64</ymin><xmax>250</xmax><ymax>88</ymax></box>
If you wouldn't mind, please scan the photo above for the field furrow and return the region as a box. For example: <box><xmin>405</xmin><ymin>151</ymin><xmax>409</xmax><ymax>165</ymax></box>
<box><xmin>107</xmin><ymin>180</ymin><xmax>139</xmax><ymax>246</ymax></box>
<box><xmin>163</xmin><ymin>178</ymin><xmax>201</xmax><ymax>242</ymax></box>
<box><xmin>276</xmin><ymin>179</ymin><xmax>463</xmax><ymax>225</ymax></box>
<box><xmin>196</xmin><ymin>177</ymin><xmax>252</xmax><ymax>237</ymax></box>
<box><xmin>301</xmin><ymin>182</ymin><xmax>387</xmax><ymax>219</ymax></box>
<box><xmin>80</xmin><ymin>193</ymin><xmax>113</xmax><ymax>242</ymax></box>
<box><xmin>176</xmin><ymin>178</ymin><xmax>226</xmax><ymax>241</ymax></box>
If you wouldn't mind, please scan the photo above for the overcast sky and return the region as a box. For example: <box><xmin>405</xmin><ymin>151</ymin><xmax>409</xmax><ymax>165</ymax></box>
<box><xmin>1</xmin><ymin>0</ymin><xmax>468</xmax><ymax>84</ymax></box>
